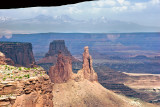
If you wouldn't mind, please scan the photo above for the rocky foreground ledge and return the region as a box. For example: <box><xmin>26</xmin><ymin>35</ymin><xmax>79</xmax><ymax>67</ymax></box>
<box><xmin>0</xmin><ymin>65</ymin><xmax>53</xmax><ymax>107</ymax></box>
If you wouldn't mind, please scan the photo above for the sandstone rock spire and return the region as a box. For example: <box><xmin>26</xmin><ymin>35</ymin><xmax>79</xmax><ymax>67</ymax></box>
<box><xmin>48</xmin><ymin>52</ymin><xmax>73</xmax><ymax>83</ymax></box>
<box><xmin>78</xmin><ymin>46</ymin><xmax>98</xmax><ymax>82</ymax></box>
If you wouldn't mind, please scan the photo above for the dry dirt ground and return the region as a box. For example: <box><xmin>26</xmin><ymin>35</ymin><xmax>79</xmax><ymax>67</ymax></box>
<box><xmin>52</xmin><ymin>79</ymin><xmax>157</xmax><ymax>107</ymax></box>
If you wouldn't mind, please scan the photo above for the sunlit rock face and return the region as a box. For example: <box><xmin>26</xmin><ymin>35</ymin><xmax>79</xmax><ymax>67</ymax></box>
<box><xmin>0</xmin><ymin>51</ymin><xmax>14</xmax><ymax>65</ymax></box>
<box><xmin>78</xmin><ymin>46</ymin><xmax>98</xmax><ymax>82</ymax></box>
<box><xmin>48</xmin><ymin>52</ymin><xmax>73</xmax><ymax>83</ymax></box>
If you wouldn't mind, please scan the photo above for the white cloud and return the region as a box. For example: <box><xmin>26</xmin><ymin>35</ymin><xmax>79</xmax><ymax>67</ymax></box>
<box><xmin>131</xmin><ymin>3</ymin><xmax>147</xmax><ymax>11</ymax></box>
<box><xmin>112</xmin><ymin>6</ymin><xmax>128</xmax><ymax>12</ymax></box>
<box><xmin>93</xmin><ymin>0</ymin><xmax>116</xmax><ymax>7</ymax></box>
<box><xmin>117</xmin><ymin>0</ymin><xmax>125</xmax><ymax>5</ymax></box>
<box><xmin>68</xmin><ymin>7</ymin><xmax>82</xmax><ymax>14</ymax></box>
<box><xmin>0</xmin><ymin>29</ymin><xmax>12</xmax><ymax>39</ymax></box>
<box><xmin>150</xmin><ymin>0</ymin><xmax>160</xmax><ymax>5</ymax></box>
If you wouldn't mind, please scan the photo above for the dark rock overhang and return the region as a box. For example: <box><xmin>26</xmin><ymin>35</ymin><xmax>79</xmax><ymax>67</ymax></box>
<box><xmin>0</xmin><ymin>0</ymin><xmax>94</xmax><ymax>9</ymax></box>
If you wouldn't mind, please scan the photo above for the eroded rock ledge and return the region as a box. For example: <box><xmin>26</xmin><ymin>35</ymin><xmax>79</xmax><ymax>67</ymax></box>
<box><xmin>0</xmin><ymin>65</ymin><xmax>53</xmax><ymax>107</ymax></box>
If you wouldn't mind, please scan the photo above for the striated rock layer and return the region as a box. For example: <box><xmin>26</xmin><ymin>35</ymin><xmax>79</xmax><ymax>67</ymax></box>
<box><xmin>0</xmin><ymin>73</ymin><xmax>53</xmax><ymax>107</ymax></box>
<box><xmin>0</xmin><ymin>42</ymin><xmax>36</xmax><ymax>67</ymax></box>
<box><xmin>48</xmin><ymin>52</ymin><xmax>73</xmax><ymax>83</ymax></box>
<box><xmin>78</xmin><ymin>46</ymin><xmax>98</xmax><ymax>82</ymax></box>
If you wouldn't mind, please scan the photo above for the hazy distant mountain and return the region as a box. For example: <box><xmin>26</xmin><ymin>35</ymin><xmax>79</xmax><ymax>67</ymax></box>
<box><xmin>0</xmin><ymin>15</ymin><xmax>160</xmax><ymax>34</ymax></box>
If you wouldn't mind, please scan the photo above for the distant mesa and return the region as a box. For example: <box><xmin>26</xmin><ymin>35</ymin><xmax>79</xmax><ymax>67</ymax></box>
<box><xmin>0</xmin><ymin>42</ymin><xmax>36</xmax><ymax>67</ymax></box>
<box><xmin>45</xmin><ymin>40</ymin><xmax>71</xmax><ymax>57</ymax></box>
<box><xmin>37</xmin><ymin>40</ymin><xmax>80</xmax><ymax>70</ymax></box>
<box><xmin>133</xmin><ymin>55</ymin><xmax>148</xmax><ymax>59</ymax></box>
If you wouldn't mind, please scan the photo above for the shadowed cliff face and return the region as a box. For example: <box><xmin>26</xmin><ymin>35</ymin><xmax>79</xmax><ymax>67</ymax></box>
<box><xmin>48</xmin><ymin>52</ymin><xmax>73</xmax><ymax>83</ymax></box>
<box><xmin>0</xmin><ymin>42</ymin><xmax>35</xmax><ymax>68</ymax></box>
<box><xmin>45</xmin><ymin>40</ymin><xmax>71</xmax><ymax>57</ymax></box>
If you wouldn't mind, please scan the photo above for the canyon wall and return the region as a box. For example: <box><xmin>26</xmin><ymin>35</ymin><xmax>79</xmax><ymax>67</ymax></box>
<box><xmin>0</xmin><ymin>42</ymin><xmax>36</xmax><ymax>67</ymax></box>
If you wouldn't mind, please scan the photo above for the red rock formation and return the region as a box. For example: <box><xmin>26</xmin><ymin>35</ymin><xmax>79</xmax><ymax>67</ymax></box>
<box><xmin>37</xmin><ymin>40</ymin><xmax>80</xmax><ymax>66</ymax></box>
<box><xmin>0</xmin><ymin>51</ymin><xmax>14</xmax><ymax>65</ymax></box>
<box><xmin>0</xmin><ymin>42</ymin><xmax>36</xmax><ymax>67</ymax></box>
<box><xmin>78</xmin><ymin>46</ymin><xmax>98</xmax><ymax>82</ymax></box>
<box><xmin>48</xmin><ymin>52</ymin><xmax>73</xmax><ymax>83</ymax></box>
<box><xmin>0</xmin><ymin>74</ymin><xmax>53</xmax><ymax>107</ymax></box>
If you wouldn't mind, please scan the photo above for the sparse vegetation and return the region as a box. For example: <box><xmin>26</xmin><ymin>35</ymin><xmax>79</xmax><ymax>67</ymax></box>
<box><xmin>0</xmin><ymin>65</ymin><xmax>45</xmax><ymax>82</ymax></box>
<box><xmin>2</xmin><ymin>77</ymin><xmax>6</xmax><ymax>81</ymax></box>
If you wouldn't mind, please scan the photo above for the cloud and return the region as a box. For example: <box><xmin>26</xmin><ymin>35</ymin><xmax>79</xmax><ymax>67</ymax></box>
<box><xmin>68</xmin><ymin>7</ymin><xmax>82</xmax><ymax>14</ymax></box>
<box><xmin>112</xmin><ymin>6</ymin><xmax>128</xmax><ymax>12</ymax></box>
<box><xmin>92</xmin><ymin>0</ymin><xmax>116</xmax><ymax>7</ymax></box>
<box><xmin>131</xmin><ymin>3</ymin><xmax>147</xmax><ymax>11</ymax></box>
<box><xmin>151</xmin><ymin>0</ymin><xmax>160</xmax><ymax>5</ymax></box>
<box><xmin>0</xmin><ymin>29</ymin><xmax>12</xmax><ymax>39</ymax></box>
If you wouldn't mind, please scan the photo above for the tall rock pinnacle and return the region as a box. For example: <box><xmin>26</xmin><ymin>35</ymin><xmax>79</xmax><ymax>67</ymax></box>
<box><xmin>78</xmin><ymin>46</ymin><xmax>98</xmax><ymax>82</ymax></box>
<box><xmin>48</xmin><ymin>52</ymin><xmax>73</xmax><ymax>83</ymax></box>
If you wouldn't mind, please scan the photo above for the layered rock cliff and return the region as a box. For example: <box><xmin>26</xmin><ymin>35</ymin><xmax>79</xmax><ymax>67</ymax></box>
<box><xmin>48</xmin><ymin>52</ymin><xmax>73</xmax><ymax>83</ymax></box>
<box><xmin>78</xmin><ymin>46</ymin><xmax>98</xmax><ymax>81</ymax></box>
<box><xmin>0</xmin><ymin>65</ymin><xmax>53</xmax><ymax>107</ymax></box>
<box><xmin>0</xmin><ymin>42</ymin><xmax>36</xmax><ymax>67</ymax></box>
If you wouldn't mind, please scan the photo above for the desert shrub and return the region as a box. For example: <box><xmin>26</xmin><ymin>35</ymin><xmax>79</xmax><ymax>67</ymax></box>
<box><xmin>3</xmin><ymin>77</ymin><xmax>6</xmax><ymax>81</ymax></box>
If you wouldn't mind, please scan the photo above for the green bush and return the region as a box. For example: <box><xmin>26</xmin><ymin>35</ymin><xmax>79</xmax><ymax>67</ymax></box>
<box><xmin>3</xmin><ymin>77</ymin><xmax>6</xmax><ymax>81</ymax></box>
<box><xmin>18</xmin><ymin>67</ymin><xmax>22</xmax><ymax>71</ymax></box>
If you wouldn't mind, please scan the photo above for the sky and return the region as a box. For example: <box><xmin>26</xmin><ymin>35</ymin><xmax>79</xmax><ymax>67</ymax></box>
<box><xmin>0</xmin><ymin>0</ymin><xmax>160</xmax><ymax>26</ymax></box>
<box><xmin>0</xmin><ymin>0</ymin><xmax>160</xmax><ymax>35</ymax></box>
